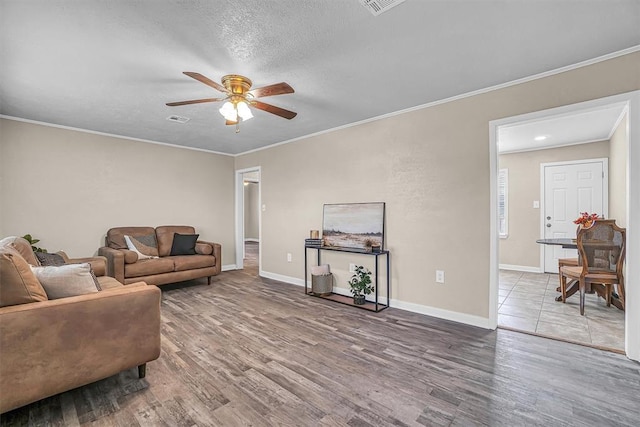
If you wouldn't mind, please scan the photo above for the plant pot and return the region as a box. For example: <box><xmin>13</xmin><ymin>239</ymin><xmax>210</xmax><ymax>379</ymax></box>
<box><xmin>353</xmin><ymin>294</ymin><xmax>366</xmax><ymax>305</ymax></box>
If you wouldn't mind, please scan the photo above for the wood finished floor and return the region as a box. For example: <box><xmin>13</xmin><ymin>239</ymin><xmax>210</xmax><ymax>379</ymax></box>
<box><xmin>2</xmin><ymin>258</ymin><xmax>640</xmax><ymax>425</ymax></box>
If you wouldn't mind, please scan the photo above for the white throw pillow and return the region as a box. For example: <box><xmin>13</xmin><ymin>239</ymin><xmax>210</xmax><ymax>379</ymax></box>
<box><xmin>30</xmin><ymin>263</ymin><xmax>100</xmax><ymax>299</ymax></box>
<box><xmin>124</xmin><ymin>235</ymin><xmax>158</xmax><ymax>260</ymax></box>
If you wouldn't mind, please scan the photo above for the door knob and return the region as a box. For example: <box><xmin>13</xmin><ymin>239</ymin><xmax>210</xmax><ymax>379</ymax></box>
<box><xmin>546</xmin><ymin>216</ymin><xmax>551</xmax><ymax>220</ymax></box>
<box><xmin>546</xmin><ymin>223</ymin><xmax>552</xmax><ymax>227</ymax></box>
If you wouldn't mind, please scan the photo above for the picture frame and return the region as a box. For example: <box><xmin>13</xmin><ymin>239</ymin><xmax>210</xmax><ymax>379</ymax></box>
<box><xmin>322</xmin><ymin>202</ymin><xmax>385</xmax><ymax>250</ymax></box>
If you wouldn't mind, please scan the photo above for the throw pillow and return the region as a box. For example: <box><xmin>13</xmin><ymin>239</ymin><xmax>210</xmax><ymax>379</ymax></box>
<box><xmin>124</xmin><ymin>234</ymin><xmax>159</xmax><ymax>259</ymax></box>
<box><xmin>30</xmin><ymin>263</ymin><xmax>100</xmax><ymax>300</ymax></box>
<box><xmin>0</xmin><ymin>249</ymin><xmax>48</xmax><ymax>307</ymax></box>
<box><xmin>35</xmin><ymin>251</ymin><xmax>66</xmax><ymax>266</ymax></box>
<box><xmin>170</xmin><ymin>233</ymin><xmax>199</xmax><ymax>256</ymax></box>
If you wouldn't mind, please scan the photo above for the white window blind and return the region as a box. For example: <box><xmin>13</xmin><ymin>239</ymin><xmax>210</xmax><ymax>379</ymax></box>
<box><xmin>498</xmin><ymin>168</ymin><xmax>508</xmax><ymax>238</ymax></box>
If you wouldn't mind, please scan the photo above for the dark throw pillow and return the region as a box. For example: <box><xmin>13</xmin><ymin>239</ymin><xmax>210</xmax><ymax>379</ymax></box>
<box><xmin>35</xmin><ymin>252</ymin><xmax>66</xmax><ymax>266</ymax></box>
<box><xmin>170</xmin><ymin>233</ymin><xmax>199</xmax><ymax>256</ymax></box>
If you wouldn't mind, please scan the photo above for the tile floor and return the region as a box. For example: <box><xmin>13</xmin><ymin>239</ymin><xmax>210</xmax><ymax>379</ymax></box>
<box><xmin>498</xmin><ymin>270</ymin><xmax>625</xmax><ymax>352</ymax></box>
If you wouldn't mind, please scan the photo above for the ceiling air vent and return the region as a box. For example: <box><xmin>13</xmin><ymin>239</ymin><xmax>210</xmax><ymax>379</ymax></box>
<box><xmin>358</xmin><ymin>0</ymin><xmax>406</xmax><ymax>16</ymax></box>
<box><xmin>166</xmin><ymin>115</ymin><xmax>190</xmax><ymax>124</ymax></box>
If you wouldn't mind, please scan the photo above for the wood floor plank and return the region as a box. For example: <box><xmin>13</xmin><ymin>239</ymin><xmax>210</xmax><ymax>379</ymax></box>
<box><xmin>2</xmin><ymin>266</ymin><xmax>640</xmax><ymax>426</ymax></box>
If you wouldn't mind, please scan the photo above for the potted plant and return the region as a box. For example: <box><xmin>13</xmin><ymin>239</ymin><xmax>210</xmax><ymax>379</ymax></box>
<box><xmin>22</xmin><ymin>234</ymin><xmax>47</xmax><ymax>253</ymax></box>
<box><xmin>348</xmin><ymin>265</ymin><xmax>373</xmax><ymax>305</ymax></box>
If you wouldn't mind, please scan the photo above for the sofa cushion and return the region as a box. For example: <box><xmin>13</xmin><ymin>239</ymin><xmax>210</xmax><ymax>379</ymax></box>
<box><xmin>30</xmin><ymin>263</ymin><xmax>101</xmax><ymax>299</ymax></box>
<box><xmin>124</xmin><ymin>234</ymin><xmax>159</xmax><ymax>259</ymax></box>
<box><xmin>195</xmin><ymin>242</ymin><xmax>213</xmax><ymax>255</ymax></box>
<box><xmin>156</xmin><ymin>226</ymin><xmax>196</xmax><ymax>257</ymax></box>
<box><xmin>170</xmin><ymin>255</ymin><xmax>216</xmax><ymax>272</ymax></box>
<box><xmin>124</xmin><ymin>258</ymin><xmax>175</xmax><ymax>278</ymax></box>
<box><xmin>106</xmin><ymin>227</ymin><xmax>156</xmax><ymax>250</ymax></box>
<box><xmin>170</xmin><ymin>233</ymin><xmax>199</xmax><ymax>256</ymax></box>
<box><xmin>122</xmin><ymin>249</ymin><xmax>139</xmax><ymax>264</ymax></box>
<box><xmin>0</xmin><ymin>248</ymin><xmax>48</xmax><ymax>307</ymax></box>
<box><xmin>35</xmin><ymin>252</ymin><xmax>66</xmax><ymax>266</ymax></box>
<box><xmin>97</xmin><ymin>275</ymin><xmax>124</xmax><ymax>290</ymax></box>
<box><xmin>0</xmin><ymin>236</ymin><xmax>41</xmax><ymax>266</ymax></box>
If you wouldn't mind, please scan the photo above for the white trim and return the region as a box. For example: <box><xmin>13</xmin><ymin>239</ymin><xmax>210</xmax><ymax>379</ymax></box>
<box><xmin>391</xmin><ymin>299</ymin><xmax>491</xmax><ymax>329</ymax></box>
<box><xmin>221</xmin><ymin>264</ymin><xmax>237</xmax><ymax>271</ymax></box>
<box><xmin>235</xmin><ymin>167</ymin><xmax>262</xmax><ymax>271</ymax></box>
<box><xmin>625</xmin><ymin>92</ymin><xmax>640</xmax><ymax>361</ymax></box>
<box><xmin>539</xmin><ymin>157</ymin><xmax>609</xmax><ymax>272</ymax></box>
<box><xmin>499</xmin><ymin>264</ymin><xmax>543</xmax><ymax>273</ymax></box>
<box><xmin>259</xmin><ymin>270</ymin><xmax>305</xmax><ymax>287</ymax></box>
<box><xmin>490</xmin><ymin>90</ymin><xmax>640</xmax><ymax>362</ymax></box>
<box><xmin>0</xmin><ymin>114</ymin><xmax>233</xmax><ymax>157</ymax></box>
<box><xmin>237</xmin><ymin>46</ymin><xmax>640</xmax><ymax>157</ymax></box>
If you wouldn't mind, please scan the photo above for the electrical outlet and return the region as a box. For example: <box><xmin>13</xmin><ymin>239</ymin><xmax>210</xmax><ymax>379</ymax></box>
<box><xmin>349</xmin><ymin>263</ymin><xmax>356</xmax><ymax>273</ymax></box>
<box><xmin>287</xmin><ymin>253</ymin><xmax>292</xmax><ymax>262</ymax></box>
<box><xmin>435</xmin><ymin>270</ymin><xmax>445</xmax><ymax>284</ymax></box>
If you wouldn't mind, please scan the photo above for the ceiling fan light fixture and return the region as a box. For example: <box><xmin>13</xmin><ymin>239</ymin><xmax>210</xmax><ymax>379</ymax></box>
<box><xmin>219</xmin><ymin>101</ymin><xmax>238</xmax><ymax>122</ymax></box>
<box><xmin>237</xmin><ymin>101</ymin><xmax>253</xmax><ymax>121</ymax></box>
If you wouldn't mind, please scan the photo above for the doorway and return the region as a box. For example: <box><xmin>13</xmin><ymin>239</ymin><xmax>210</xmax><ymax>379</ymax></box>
<box><xmin>489</xmin><ymin>91</ymin><xmax>640</xmax><ymax>361</ymax></box>
<box><xmin>235</xmin><ymin>167</ymin><xmax>261</xmax><ymax>275</ymax></box>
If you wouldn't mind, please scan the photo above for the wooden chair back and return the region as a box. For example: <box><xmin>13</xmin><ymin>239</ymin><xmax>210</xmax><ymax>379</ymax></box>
<box><xmin>576</xmin><ymin>219</ymin><xmax>626</xmax><ymax>278</ymax></box>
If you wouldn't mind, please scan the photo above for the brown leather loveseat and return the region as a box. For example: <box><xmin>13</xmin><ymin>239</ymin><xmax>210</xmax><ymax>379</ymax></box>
<box><xmin>99</xmin><ymin>226</ymin><xmax>221</xmax><ymax>286</ymax></box>
<box><xmin>0</xmin><ymin>236</ymin><xmax>161</xmax><ymax>414</ymax></box>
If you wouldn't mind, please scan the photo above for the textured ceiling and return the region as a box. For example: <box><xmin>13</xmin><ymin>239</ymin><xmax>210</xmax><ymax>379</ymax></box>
<box><xmin>1</xmin><ymin>1</ymin><xmax>639</xmax><ymax>155</ymax></box>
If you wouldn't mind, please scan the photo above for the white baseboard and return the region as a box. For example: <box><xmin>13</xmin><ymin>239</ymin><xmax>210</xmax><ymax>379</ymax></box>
<box><xmin>222</xmin><ymin>264</ymin><xmax>237</xmax><ymax>272</ymax></box>
<box><xmin>499</xmin><ymin>264</ymin><xmax>543</xmax><ymax>273</ymax></box>
<box><xmin>259</xmin><ymin>270</ymin><xmax>305</xmax><ymax>287</ymax></box>
<box><xmin>244</xmin><ymin>238</ymin><xmax>259</xmax><ymax>243</ymax></box>
<box><xmin>259</xmin><ymin>269</ymin><xmax>489</xmax><ymax>329</ymax></box>
<box><xmin>389</xmin><ymin>299</ymin><xmax>491</xmax><ymax>329</ymax></box>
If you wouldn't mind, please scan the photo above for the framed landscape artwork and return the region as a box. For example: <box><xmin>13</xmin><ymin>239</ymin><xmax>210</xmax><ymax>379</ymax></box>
<box><xmin>322</xmin><ymin>202</ymin><xmax>385</xmax><ymax>250</ymax></box>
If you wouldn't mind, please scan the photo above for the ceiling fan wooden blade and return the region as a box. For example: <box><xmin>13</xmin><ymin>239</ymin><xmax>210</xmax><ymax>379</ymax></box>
<box><xmin>225</xmin><ymin>120</ymin><xmax>238</xmax><ymax>125</ymax></box>
<box><xmin>251</xmin><ymin>100</ymin><xmax>297</xmax><ymax>120</ymax></box>
<box><xmin>183</xmin><ymin>72</ymin><xmax>228</xmax><ymax>93</ymax></box>
<box><xmin>248</xmin><ymin>82</ymin><xmax>294</xmax><ymax>98</ymax></box>
<box><xmin>166</xmin><ymin>98</ymin><xmax>224</xmax><ymax>106</ymax></box>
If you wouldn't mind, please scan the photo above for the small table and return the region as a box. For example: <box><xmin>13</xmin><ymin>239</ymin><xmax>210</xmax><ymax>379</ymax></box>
<box><xmin>535</xmin><ymin>238</ymin><xmax>577</xmax><ymax>249</ymax></box>
<box><xmin>536</xmin><ymin>238</ymin><xmax>623</xmax><ymax>310</ymax></box>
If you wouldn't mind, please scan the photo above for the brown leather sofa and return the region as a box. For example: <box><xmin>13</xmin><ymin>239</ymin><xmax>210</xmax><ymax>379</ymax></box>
<box><xmin>98</xmin><ymin>225</ymin><xmax>221</xmax><ymax>286</ymax></box>
<box><xmin>0</xmin><ymin>237</ymin><xmax>161</xmax><ymax>414</ymax></box>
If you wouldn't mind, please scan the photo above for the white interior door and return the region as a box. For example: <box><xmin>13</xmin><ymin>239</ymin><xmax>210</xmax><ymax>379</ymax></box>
<box><xmin>543</xmin><ymin>159</ymin><xmax>607</xmax><ymax>272</ymax></box>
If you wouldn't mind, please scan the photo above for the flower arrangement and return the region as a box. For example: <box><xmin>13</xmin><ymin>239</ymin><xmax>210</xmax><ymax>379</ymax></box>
<box><xmin>573</xmin><ymin>212</ymin><xmax>599</xmax><ymax>228</ymax></box>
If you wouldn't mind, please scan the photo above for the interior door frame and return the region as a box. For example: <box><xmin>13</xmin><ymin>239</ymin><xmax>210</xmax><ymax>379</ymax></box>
<box><xmin>539</xmin><ymin>158</ymin><xmax>609</xmax><ymax>273</ymax></box>
<box><xmin>489</xmin><ymin>90</ymin><xmax>640</xmax><ymax>362</ymax></box>
<box><xmin>235</xmin><ymin>166</ymin><xmax>261</xmax><ymax>271</ymax></box>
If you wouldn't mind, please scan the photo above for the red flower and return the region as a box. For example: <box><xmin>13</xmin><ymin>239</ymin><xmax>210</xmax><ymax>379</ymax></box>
<box><xmin>573</xmin><ymin>212</ymin><xmax>599</xmax><ymax>225</ymax></box>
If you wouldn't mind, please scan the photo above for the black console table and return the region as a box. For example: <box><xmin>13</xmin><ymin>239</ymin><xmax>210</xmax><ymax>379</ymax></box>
<box><xmin>304</xmin><ymin>245</ymin><xmax>390</xmax><ymax>312</ymax></box>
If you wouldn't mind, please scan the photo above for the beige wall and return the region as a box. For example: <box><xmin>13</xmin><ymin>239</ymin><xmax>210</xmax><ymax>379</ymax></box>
<box><xmin>609</xmin><ymin>113</ymin><xmax>628</xmax><ymax>228</ymax></box>
<box><xmin>235</xmin><ymin>51</ymin><xmax>640</xmax><ymax>322</ymax></box>
<box><xmin>244</xmin><ymin>182</ymin><xmax>259</xmax><ymax>240</ymax></box>
<box><xmin>498</xmin><ymin>141</ymin><xmax>610</xmax><ymax>268</ymax></box>
<box><xmin>0</xmin><ymin>119</ymin><xmax>236</xmax><ymax>264</ymax></box>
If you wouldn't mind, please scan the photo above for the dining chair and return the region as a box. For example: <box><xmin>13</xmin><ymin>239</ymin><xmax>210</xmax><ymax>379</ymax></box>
<box><xmin>559</xmin><ymin>219</ymin><xmax>626</xmax><ymax>315</ymax></box>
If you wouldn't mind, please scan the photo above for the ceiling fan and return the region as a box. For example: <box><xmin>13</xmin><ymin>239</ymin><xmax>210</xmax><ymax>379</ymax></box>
<box><xmin>166</xmin><ymin>72</ymin><xmax>297</xmax><ymax>132</ymax></box>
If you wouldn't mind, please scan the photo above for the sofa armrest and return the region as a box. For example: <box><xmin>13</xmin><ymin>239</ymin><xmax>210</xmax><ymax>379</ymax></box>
<box><xmin>58</xmin><ymin>251</ymin><xmax>108</xmax><ymax>276</ymax></box>
<box><xmin>0</xmin><ymin>284</ymin><xmax>161</xmax><ymax>414</ymax></box>
<box><xmin>197</xmin><ymin>240</ymin><xmax>221</xmax><ymax>274</ymax></box>
<box><xmin>98</xmin><ymin>246</ymin><xmax>125</xmax><ymax>283</ymax></box>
